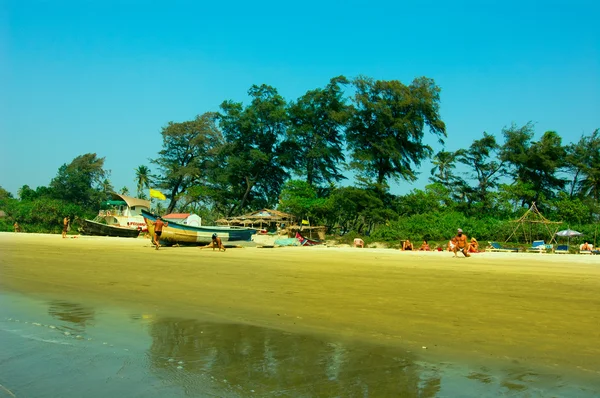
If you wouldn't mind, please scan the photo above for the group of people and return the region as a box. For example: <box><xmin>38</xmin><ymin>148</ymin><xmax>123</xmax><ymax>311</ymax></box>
<box><xmin>353</xmin><ymin>228</ymin><xmax>477</xmax><ymax>257</ymax></box>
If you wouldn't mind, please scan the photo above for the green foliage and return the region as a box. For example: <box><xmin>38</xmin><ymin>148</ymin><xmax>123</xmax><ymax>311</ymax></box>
<box><xmin>2</xmin><ymin>197</ymin><xmax>87</xmax><ymax>233</ymax></box>
<box><xmin>279</xmin><ymin>180</ymin><xmax>327</xmax><ymax>221</ymax></box>
<box><xmin>49</xmin><ymin>153</ymin><xmax>108</xmax><ymax>208</ymax></box>
<box><xmin>346</xmin><ymin>76</ymin><xmax>446</xmax><ymax>188</ymax></box>
<box><xmin>216</xmin><ymin>85</ymin><xmax>290</xmax><ymax>215</ymax></box>
<box><xmin>153</xmin><ymin>112</ymin><xmax>224</xmax><ymax>213</ymax></box>
<box><xmin>135</xmin><ymin>165</ymin><xmax>152</xmax><ymax>199</ymax></box>
<box><xmin>455</xmin><ymin>132</ymin><xmax>503</xmax><ymax>210</ymax></box>
<box><xmin>286</xmin><ymin>76</ymin><xmax>349</xmax><ymax>186</ymax></box>
<box><xmin>370</xmin><ymin>212</ymin><xmax>512</xmax><ymax>243</ymax></box>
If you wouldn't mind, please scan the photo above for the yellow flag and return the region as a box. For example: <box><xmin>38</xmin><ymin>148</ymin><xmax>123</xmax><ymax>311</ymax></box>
<box><xmin>150</xmin><ymin>189</ymin><xmax>166</xmax><ymax>200</ymax></box>
<box><xmin>301</xmin><ymin>219</ymin><xmax>310</xmax><ymax>225</ymax></box>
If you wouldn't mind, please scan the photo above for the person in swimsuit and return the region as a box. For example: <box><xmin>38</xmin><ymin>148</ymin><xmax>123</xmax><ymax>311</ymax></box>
<box><xmin>402</xmin><ymin>239</ymin><xmax>413</xmax><ymax>251</ymax></box>
<box><xmin>419</xmin><ymin>240</ymin><xmax>431</xmax><ymax>251</ymax></box>
<box><xmin>353</xmin><ymin>238</ymin><xmax>364</xmax><ymax>248</ymax></box>
<box><xmin>153</xmin><ymin>216</ymin><xmax>168</xmax><ymax>250</ymax></box>
<box><xmin>13</xmin><ymin>221</ymin><xmax>21</xmax><ymax>232</ymax></box>
<box><xmin>468</xmin><ymin>237</ymin><xmax>479</xmax><ymax>252</ymax></box>
<box><xmin>200</xmin><ymin>233</ymin><xmax>226</xmax><ymax>251</ymax></box>
<box><xmin>452</xmin><ymin>228</ymin><xmax>470</xmax><ymax>257</ymax></box>
<box><xmin>62</xmin><ymin>216</ymin><xmax>69</xmax><ymax>238</ymax></box>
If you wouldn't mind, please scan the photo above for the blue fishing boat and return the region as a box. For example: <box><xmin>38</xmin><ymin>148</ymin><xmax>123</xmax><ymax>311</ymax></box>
<box><xmin>142</xmin><ymin>210</ymin><xmax>256</xmax><ymax>244</ymax></box>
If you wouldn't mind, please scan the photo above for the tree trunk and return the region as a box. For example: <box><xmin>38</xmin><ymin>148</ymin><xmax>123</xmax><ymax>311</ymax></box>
<box><xmin>238</xmin><ymin>176</ymin><xmax>255</xmax><ymax>214</ymax></box>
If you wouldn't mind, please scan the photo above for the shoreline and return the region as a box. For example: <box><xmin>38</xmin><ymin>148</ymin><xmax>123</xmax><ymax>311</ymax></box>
<box><xmin>1</xmin><ymin>232</ymin><xmax>599</xmax><ymax>379</ymax></box>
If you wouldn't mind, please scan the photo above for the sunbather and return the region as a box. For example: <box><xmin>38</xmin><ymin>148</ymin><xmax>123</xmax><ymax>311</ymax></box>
<box><xmin>581</xmin><ymin>241</ymin><xmax>593</xmax><ymax>251</ymax></box>
<box><xmin>419</xmin><ymin>240</ymin><xmax>431</xmax><ymax>251</ymax></box>
<box><xmin>403</xmin><ymin>239</ymin><xmax>414</xmax><ymax>251</ymax></box>
<box><xmin>468</xmin><ymin>237</ymin><xmax>479</xmax><ymax>253</ymax></box>
<box><xmin>353</xmin><ymin>238</ymin><xmax>365</xmax><ymax>248</ymax></box>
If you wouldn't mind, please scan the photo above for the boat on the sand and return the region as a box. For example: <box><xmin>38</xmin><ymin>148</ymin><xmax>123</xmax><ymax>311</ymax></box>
<box><xmin>80</xmin><ymin>219</ymin><xmax>141</xmax><ymax>238</ymax></box>
<box><xmin>80</xmin><ymin>193</ymin><xmax>150</xmax><ymax>238</ymax></box>
<box><xmin>142</xmin><ymin>210</ymin><xmax>256</xmax><ymax>245</ymax></box>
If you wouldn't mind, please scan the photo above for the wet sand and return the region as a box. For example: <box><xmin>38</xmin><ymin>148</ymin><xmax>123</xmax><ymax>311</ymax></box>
<box><xmin>1</xmin><ymin>232</ymin><xmax>599</xmax><ymax>379</ymax></box>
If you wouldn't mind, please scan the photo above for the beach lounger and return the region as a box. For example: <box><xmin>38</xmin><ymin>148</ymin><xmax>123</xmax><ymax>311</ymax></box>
<box><xmin>485</xmin><ymin>242</ymin><xmax>519</xmax><ymax>252</ymax></box>
<box><xmin>579</xmin><ymin>243</ymin><xmax>594</xmax><ymax>255</ymax></box>
<box><xmin>527</xmin><ymin>240</ymin><xmax>546</xmax><ymax>253</ymax></box>
<box><xmin>555</xmin><ymin>245</ymin><xmax>569</xmax><ymax>254</ymax></box>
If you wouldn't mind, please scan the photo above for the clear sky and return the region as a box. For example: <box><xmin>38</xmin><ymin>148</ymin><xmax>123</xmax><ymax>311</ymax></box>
<box><xmin>1</xmin><ymin>0</ymin><xmax>598</xmax><ymax>197</ymax></box>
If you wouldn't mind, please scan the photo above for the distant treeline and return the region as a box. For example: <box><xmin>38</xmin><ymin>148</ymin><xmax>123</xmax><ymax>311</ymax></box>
<box><xmin>1</xmin><ymin>75</ymin><xmax>598</xmax><ymax>242</ymax></box>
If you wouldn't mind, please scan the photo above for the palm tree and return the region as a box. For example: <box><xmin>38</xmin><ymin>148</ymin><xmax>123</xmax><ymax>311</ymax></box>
<box><xmin>120</xmin><ymin>186</ymin><xmax>130</xmax><ymax>196</ymax></box>
<box><xmin>429</xmin><ymin>150</ymin><xmax>457</xmax><ymax>185</ymax></box>
<box><xmin>135</xmin><ymin>165</ymin><xmax>151</xmax><ymax>199</ymax></box>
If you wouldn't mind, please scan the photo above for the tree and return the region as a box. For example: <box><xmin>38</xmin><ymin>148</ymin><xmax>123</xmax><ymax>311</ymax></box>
<box><xmin>101</xmin><ymin>179</ymin><xmax>114</xmax><ymax>197</ymax></box>
<box><xmin>429</xmin><ymin>151</ymin><xmax>457</xmax><ymax>186</ymax></box>
<box><xmin>279</xmin><ymin>180</ymin><xmax>326</xmax><ymax>222</ymax></box>
<box><xmin>49</xmin><ymin>153</ymin><xmax>108</xmax><ymax>208</ymax></box>
<box><xmin>500</xmin><ymin>124</ymin><xmax>566</xmax><ymax>206</ymax></box>
<box><xmin>120</xmin><ymin>186</ymin><xmax>130</xmax><ymax>196</ymax></box>
<box><xmin>455</xmin><ymin>132</ymin><xmax>504</xmax><ymax>210</ymax></box>
<box><xmin>135</xmin><ymin>165</ymin><xmax>152</xmax><ymax>199</ymax></box>
<box><xmin>566</xmin><ymin>129</ymin><xmax>600</xmax><ymax>202</ymax></box>
<box><xmin>286</xmin><ymin>76</ymin><xmax>350</xmax><ymax>186</ymax></box>
<box><xmin>18</xmin><ymin>185</ymin><xmax>38</xmax><ymax>201</ymax></box>
<box><xmin>153</xmin><ymin>112</ymin><xmax>224</xmax><ymax>214</ymax></box>
<box><xmin>346</xmin><ymin>76</ymin><xmax>446</xmax><ymax>192</ymax></box>
<box><xmin>216</xmin><ymin>84</ymin><xmax>290</xmax><ymax>215</ymax></box>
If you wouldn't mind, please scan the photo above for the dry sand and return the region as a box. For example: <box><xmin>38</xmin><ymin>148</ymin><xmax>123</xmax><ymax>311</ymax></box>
<box><xmin>1</xmin><ymin>232</ymin><xmax>599</xmax><ymax>377</ymax></box>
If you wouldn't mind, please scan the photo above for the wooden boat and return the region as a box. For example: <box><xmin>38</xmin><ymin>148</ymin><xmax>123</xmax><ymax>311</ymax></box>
<box><xmin>142</xmin><ymin>210</ymin><xmax>256</xmax><ymax>245</ymax></box>
<box><xmin>80</xmin><ymin>219</ymin><xmax>141</xmax><ymax>238</ymax></box>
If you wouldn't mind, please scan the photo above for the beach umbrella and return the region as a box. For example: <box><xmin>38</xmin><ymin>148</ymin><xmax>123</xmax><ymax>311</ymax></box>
<box><xmin>254</xmin><ymin>218</ymin><xmax>267</xmax><ymax>227</ymax></box>
<box><xmin>229</xmin><ymin>218</ymin><xmax>242</xmax><ymax>224</ymax></box>
<box><xmin>555</xmin><ymin>229</ymin><xmax>584</xmax><ymax>246</ymax></box>
<box><xmin>242</xmin><ymin>219</ymin><xmax>254</xmax><ymax>225</ymax></box>
<box><xmin>215</xmin><ymin>218</ymin><xmax>229</xmax><ymax>225</ymax></box>
<box><xmin>555</xmin><ymin>229</ymin><xmax>583</xmax><ymax>237</ymax></box>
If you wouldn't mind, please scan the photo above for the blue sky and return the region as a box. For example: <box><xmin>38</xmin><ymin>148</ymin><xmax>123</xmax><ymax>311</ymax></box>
<box><xmin>1</xmin><ymin>0</ymin><xmax>598</xmax><ymax>197</ymax></box>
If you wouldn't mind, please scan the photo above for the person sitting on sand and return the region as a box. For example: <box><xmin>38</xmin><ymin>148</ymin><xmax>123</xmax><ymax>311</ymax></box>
<box><xmin>353</xmin><ymin>238</ymin><xmax>364</xmax><ymax>248</ymax></box>
<box><xmin>581</xmin><ymin>241</ymin><xmax>593</xmax><ymax>251</ymax></box>
<box><xmin>200</xmin><ymin>233</ymin><xmax>227</xmax><ymax>252</ymax></box>
<box><xmin>452</xmin><ymin>228</ymin><xmax>470</xmax><ymax>257</ymax></box>
<box><xmin>419</xmin><ymin>240</ymin><xmax>431</xmax><ymax>251</ymax></box>
<box><xmin>153</xmin><ymin>216</ymin><xmax>168</xmax><ymax>250</ymax></box>
<box><xmin>402</xmin><ymin>239</ymin><xmax>413</xmax><ymax>251</ymax></box>
<box><xmin>62</xmin><ymin>216</ymin><xmax>69</xmax><ymax>238</ymax></box>
<box><xmin>468</xmin><ymin>237</ymin><xmax>479</xmax><ymax>253</ymax></box>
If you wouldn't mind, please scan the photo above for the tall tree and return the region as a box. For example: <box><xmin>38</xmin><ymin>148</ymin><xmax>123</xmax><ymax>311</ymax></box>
<box><xmin>153</xmin><ymin>112</ymin><xmax>224</xmax><ymax>214</ymax></box>
<box><xmin>286</xmin><ymin>76</ymin><xmax>350</xmax><ymax>186</ymax></box>
<box><xmin>501</xmin><ymin>124</ymin><xmax>566</xmax><ymax>206</ymax></box>
<box><xmin>429</xmin><ymin>150</ymin><xmax>457</xmax><ymax>185</ymax></box>
<box><xmin>49</xmin><ymin>153</ymin><xmax>108</xmax><ymax>208</ymax></box>
<box><xmin>134</xmin><ymin>165</ymin><xmax>151</xmax><ymax>199</ymax></box>
<box><xmin>346</xmin><ymin>76</ymin><xmax>446</xmax><ymax>192</ymax></box>
<box><xmin>455</xmin><ymin>132</ymin><xmax>504</xmax><ymax>209</ymax></box>
<box><xmin>566</xmin><ymin>129</ymin><xmax>600</xmax><ymax>202</ymax></box>
<box><xmin>217</xmin><ymin>84</ymin><xmax>290</xmax><ymax>215</ymax></box>
<box><xmin>120</xmin><ymin>186</ymin><xmax>130</xmax><ymax>196</ymax></box>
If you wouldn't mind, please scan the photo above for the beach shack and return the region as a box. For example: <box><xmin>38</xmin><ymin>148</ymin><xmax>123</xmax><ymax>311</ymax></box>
<box><xmin>162</xmin><ymin>213</ymin><xmax>202</xmax><ymax>227</ymax></box>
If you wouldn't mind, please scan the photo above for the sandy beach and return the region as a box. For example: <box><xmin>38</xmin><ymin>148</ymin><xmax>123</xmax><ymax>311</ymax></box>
<box><xmin>1</xmin><ymin>232</ymin><xmax>599</xmax><ymax>379</ymax></box>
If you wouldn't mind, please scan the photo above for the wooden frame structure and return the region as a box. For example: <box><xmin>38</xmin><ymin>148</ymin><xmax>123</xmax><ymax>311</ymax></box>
<box><xmin>505</xmin><ymin>202</ymin><xmax>562</xmax><ymax>244</ymax></box>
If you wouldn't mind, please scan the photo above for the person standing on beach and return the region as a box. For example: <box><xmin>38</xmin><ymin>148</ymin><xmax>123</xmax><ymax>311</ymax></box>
<box><xmin>153</xmin><ymin>216</ymin><xmax>168</xmax><ymax>250</ymax></box>
<box><xmin>13</xmin><ymin>221</ymin><xmax>21</xmax><ymax>232</ymax></box>
<box><xmin>62</xmin><ymin>216</ymin><xmax>69</xmax><ymax>238</ymax></box>
<box><xmin>452</xmin><ymin>228</ymin><xmax>470</xmax><ymax>257</ymax></box>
